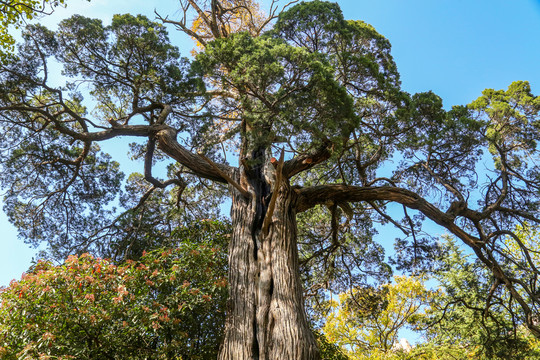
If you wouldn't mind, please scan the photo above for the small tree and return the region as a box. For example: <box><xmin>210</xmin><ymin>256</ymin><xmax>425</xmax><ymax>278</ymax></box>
<box><xmin>417</xmin><ymin>236</ymin><xmax>540</xmax><ymax>360</ymax></box>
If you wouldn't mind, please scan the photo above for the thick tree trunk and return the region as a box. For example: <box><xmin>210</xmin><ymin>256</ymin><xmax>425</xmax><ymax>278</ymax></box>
<box><xmin>219</xmin><ymin>174</ymin><xmax>319</xmax><ymax>359</ymax></box>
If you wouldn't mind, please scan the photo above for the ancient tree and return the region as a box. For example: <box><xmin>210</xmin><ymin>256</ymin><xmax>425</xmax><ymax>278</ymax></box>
<box><xmin>0</xmin><ymin>1</ymin><xmax>539</xmax><ymax>358</ymax></box>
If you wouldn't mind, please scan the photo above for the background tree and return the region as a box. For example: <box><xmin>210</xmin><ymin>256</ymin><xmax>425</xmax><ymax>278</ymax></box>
<box><xmin>323</xmin><ymin>276</ymin><xmax>431</xmax><ymax>359</ymax></box>
<box><xmin>415</xmin><ymin>235</ymin><xmax>540</xmax><ymax>360</ymax></box>
<box><xmin>0</xmin><ymin>0</ymin><xmax>539</xmax><ymax>358</ymax></box>
<box><xmin>322</xmin><ymin>240</ymin><xmax>540</xmax><ymax>359</ymax></box>
<box><xmin>0</xmin><ymin>0</ymin><xmax>86</xmax><ymax>61</ymax></box>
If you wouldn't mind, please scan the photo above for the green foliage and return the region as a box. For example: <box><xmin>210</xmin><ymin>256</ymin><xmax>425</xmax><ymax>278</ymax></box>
<box><xmin>272</xmin><ymin>0</ymin><xmax>399</xmax><ymax>92</ymax></box>
<box><xmin>469</xmin><ymin>80</ymin><xmax>540</xmax><ymax>170</ymax></box>
<box><xmin>0</xmin><ymin>1</ymin><xmax>539</xmax><ymax>356</ymax></box>
<box><xmin>322</xmin><ymin>249</ymin><xmax>540</xmax><ymax>359</ymax></box>
<box><xmin>2</xmin><ymin>139</ymin><xmax>125</xmax><ymax>259</ymax></box>
<box><xmin>55</xmin><ymin>13</ymin><xmax>199</xmax><ymax>117</ymax></box>
<box><xmin>417</xmin><ymin>236</ymin><xmax>540</xmax><ymax>359</ymax></box>
<box><xmin>314</xmin><ymin>330</ymin><xmax>350</xmax><ymax>360</ymax></box>
<box><xmin>0</xmin><ymin>12</ymin><xmax>205</xmax><ymax>260</ymax></box>
<box><xmin>197</xmin><ymin>30</ymin><xmax>357</xmax><ymax>152</ymax></box>
<box><xmin>193</xmin><ymin>0</ymin><xmax>403</xmax><ymax>159</ymax></box>
<box><xmin>0</xmin><ymin>220</ymin><xmax>229</xmax><ymax>359</ymax></box>
<box><xmin>105</xmin><ymin>170</ymin><xmax>228</xmax><ymax>262</ymax></box>
<box><xmin>297</xmin><ymin>201</ymin><xmax>392</xmax><ymax>319</ymax></box>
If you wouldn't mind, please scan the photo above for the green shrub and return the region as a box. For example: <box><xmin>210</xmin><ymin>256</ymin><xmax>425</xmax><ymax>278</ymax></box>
<box><xmin>0</xmin><ymin>221</ymin><xmax>228</xmax><ymax>360</ymax></box>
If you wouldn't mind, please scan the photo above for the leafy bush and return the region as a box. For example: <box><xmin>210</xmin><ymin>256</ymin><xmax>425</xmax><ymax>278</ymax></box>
<box><xmin>0</xmin><ymin>221</ymin><xmax>229</xmax><ymax>360</ymax></box>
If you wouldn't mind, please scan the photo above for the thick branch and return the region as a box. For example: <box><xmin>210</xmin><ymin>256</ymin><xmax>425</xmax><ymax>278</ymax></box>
<box><xmin>144</xmin><ymin>137</ymin><xmax>186</xmax><ymax>192</ymax></box>
<box><xmin>155</xmin><ymin>127</ymin><xmax>235</xmax><ymax>184</ymax></box>
<box><xmin>296</xmin><ymin>186</ymin><xmax>537</xmax><ymax>334</ymax></box>
<box><xmin>283</xmin><ymin>141</ymin><xmax>331</xmax><ymax>178</ymax></box>
<box><xmin>0</xmin><ymin>104</ymin><xmax>144</xmax><ymax>140</ymax></box>
<box><xmin>53</xmin><ymin>121</ymin><xmax>154</xmax><ymax>142</ymax></box>
<box><xmin>296</xmin><ymin>184</ymin><xmax>480</xmax><ymax>248</ymax></box>
<box><xmin>198</xmin><ymin>151</ymin><xmax>250</xmax><ymax>198</ymax></box>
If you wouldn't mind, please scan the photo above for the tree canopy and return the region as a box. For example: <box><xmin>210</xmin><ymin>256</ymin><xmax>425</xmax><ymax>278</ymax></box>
<box><xmin>0</xmin><ymin>0</ymin><xmax>539</xmax><ymax>358</ymax></box>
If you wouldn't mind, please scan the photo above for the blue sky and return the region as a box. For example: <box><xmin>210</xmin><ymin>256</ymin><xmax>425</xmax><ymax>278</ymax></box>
<box><xmin>1</xmin><ymin>0</ymin><xmax>539</xmax><ymax>288</ymax></box>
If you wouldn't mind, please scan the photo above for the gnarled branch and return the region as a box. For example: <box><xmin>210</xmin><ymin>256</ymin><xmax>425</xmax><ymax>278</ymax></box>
<box><xmin>296</xmin><ymin>184</ymin><xmax>480</xmax><ymax>248</ymax></box>
<box><xmin>198</xmin><ymin>151</ymin><xmax>249</xmax><ymax>197</ymax></box>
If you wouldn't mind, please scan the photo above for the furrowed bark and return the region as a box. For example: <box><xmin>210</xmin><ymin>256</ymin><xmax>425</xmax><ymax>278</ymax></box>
<box><xmin>257</xmin><ymin>180</ymin><xmax>319</xmax><ymax>359</ymax></box>
<box><xmin>219</xmin><ymin>157</ymin><xmax>319</xmax><ymax>360</ymax></box>
<box><xmin>220</xmin><ymin>190</ymin><xmax>258</xmax><ymax>359</ymax></box>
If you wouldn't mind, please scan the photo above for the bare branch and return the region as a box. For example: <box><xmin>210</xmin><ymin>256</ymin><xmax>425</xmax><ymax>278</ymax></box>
<box><xmin>262</xmin><ymin>148</ymin><xmax>284</xmax><ymax>235</ymax></box>
<box><xmin>367</xmin><ymin>200</ymin><xmax>410</xmax><ymax>236</ymax></box>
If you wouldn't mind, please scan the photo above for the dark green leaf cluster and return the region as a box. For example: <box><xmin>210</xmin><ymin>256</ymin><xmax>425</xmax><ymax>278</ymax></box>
<box><xmin>314</xmin><ymin>330</ymin><xmax>350</xmax><ymax>360</ymax></box>
<box><xmin>198</xmin><ymin>31</ymin><xmax>357</xmax><ymax>152</ymax></box>
<box><xmin>1</xmin><ymin>138</ymin><xmax>124</xmax><ymax>259</ymax></box>
<box><xmin>0</xmin><ymin>13</ymin><xmax>208</xmax><ymax>259</ymax></box>
<box><xmin>56</xmin><ymin>14</ymin><xmax>198</xmax><ymax>113</ymax></box>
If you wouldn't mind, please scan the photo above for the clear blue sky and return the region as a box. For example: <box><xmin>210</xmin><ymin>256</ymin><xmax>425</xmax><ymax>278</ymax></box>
<box><xmin>1</xmin><ymin>0</ymin><xmax>540</xmax><ymax>287</ymax></box>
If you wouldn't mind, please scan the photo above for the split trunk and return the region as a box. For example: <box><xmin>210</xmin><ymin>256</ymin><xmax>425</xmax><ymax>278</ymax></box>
<box><xmin>218</xmin><ymin>158</ymin><xmax>320</xmax><ymax>360</ymax></box>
